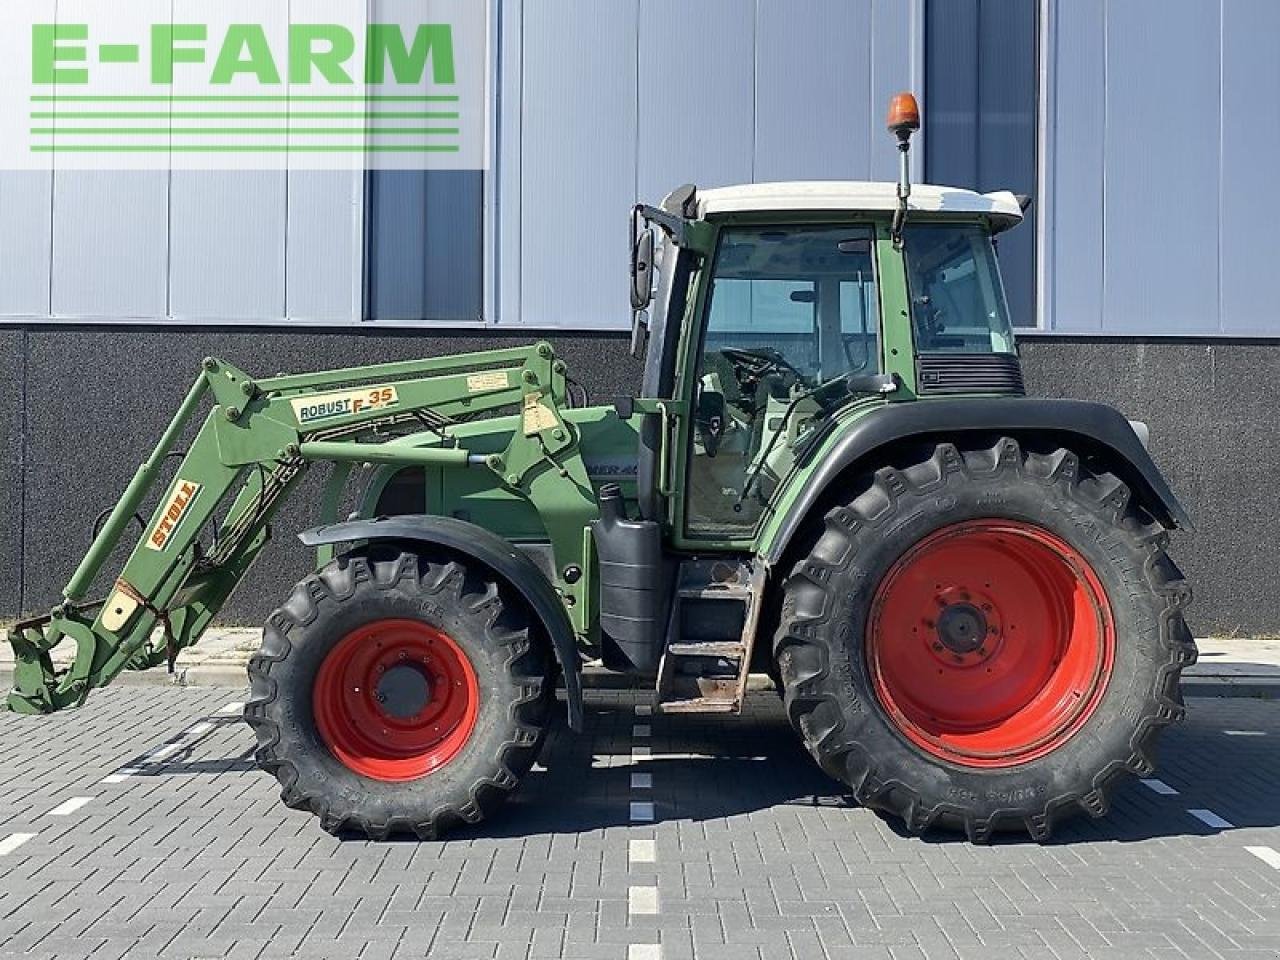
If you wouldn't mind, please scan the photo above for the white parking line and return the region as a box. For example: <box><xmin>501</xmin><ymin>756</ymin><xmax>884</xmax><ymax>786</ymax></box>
<box><xmin>628</xmin><ymin>885</ymin><xmax>659</xmax><ymax>916</ymax></box>
<box><xmin>631</xmin><ymin>772</ymin><xmax>653</xmax><ymax>789</ymax></box>
<box><xmin>1188</xmin><ymin>809</ymin><xmax>1234</xmax><ymax>829</ymax></box>
<box><xmin>634</xmin><ymin>704</ymin><xmax>652</xmax><ymax>717</ymax></box>
<box><xmin>628</xmin><ymin>945</ymin><xmax>662</xmax><ymax>960</ymax></box>
<box><xmin>183</xmin><ymin>721</ymin><xmax>214</xmax><ymax>737</ymax></box>
<box><xmin>145</xmin><ymin>742</ymin><xmax>183</xmax><ymax>762</ymax></box>
<box><xmin>215</xmin><ymin>702</ymin><xmax>244</xmax><ymax>715</ymax></box>
<box><xmin>1245</xmin><ymin>846</ymin><xmax>1280</xmax><ymax>870</ymax></box>
<box><xmin>632</xmin><ymin>746</ymin><xmax>651</xmax><ymax>761</ymax></box>
<box><xmin>1140</xmin><ymin>778</ymin><xmax>1179</xmax><ymax>796</ymax></box>
<box><xmin>629</xmin><ymin>838</ymin><xmax>656</xmax><ymax>863</ymax></box>
<box><xmin>633</xmin><ymin>724</ymin><xmax>651</xmax><ymax>738</ymax></box>
<box><xmin>100</xmin><ymin>769</ymin><xmax>141</xmax><ymax>784</ymax></box>
<box><xmin>46</xmin><ymin>797</ymin><xmax>93</xmax><ymax>817</ymax></box>
<box><xmin>1224</xmin><ymin>730</ymin><xmax>1266</xmax><ymax>737</ymax></box>
<box><xmin>0</xmin><ymin>834</ymin><xmax>36</xmax><ymax>856</ymax></box>
<box><xmin>629</xmin><ymin>801</ymin><xmax>655</xmax><ymax>823</ymax></box>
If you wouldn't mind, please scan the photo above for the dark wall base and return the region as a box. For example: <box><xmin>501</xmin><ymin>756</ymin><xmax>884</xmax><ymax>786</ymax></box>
<box><xmin>1</xmin><ymin>327</ymin><xmax>1274</xmax><ymax>635</ymax></box>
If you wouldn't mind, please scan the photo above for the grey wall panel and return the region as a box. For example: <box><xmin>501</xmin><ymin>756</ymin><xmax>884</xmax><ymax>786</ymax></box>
<box><xmin>286</xmin><ymin>171</ymin><xmax>362</xmax><ymax>322</ymax></box>
<box><xmin>500</xmin><ymin>0</ymin><xmax>916</xmax><ymax>329</ymax></box>
<box><xmin>638</xmin><ymin>0</ymin><xmax>755</xmax><ymax>203</ymax></box>
<box><xmin>169</xmin><ymin>172</ymin><xmax>287</xmax><ymax>320</ymax></box>
<box><xmin>754</xmin><ymin>0</ymin><xmax>872</xmax><ymax>182</ymax></box>
<box><xmin>924</xmin><ymin>0</ymin><xmax>1037</xmax><ymax>327</ymax></box>
<box><xmin>1102</xmin><ymin>0</ymin><xmax>1219</xmax><ymax>335</ymax></box>
<box><xmin>519</xmin><ymin>0</ymin><xmax>637</xmax><ymax>329</ymax></box>
<box><xmin>870</xmin><ymin>0</ymin><xmax>920</xmax><ymax>181</ymax></box>
<box><xmin>1220</xmin><ymin>0</ymin><xmax>1280</xmax><ymax>336</ymax></box>
<box><xmin>366</xmin><ymin>171</ymin><xmax>484</xmax><ymax>322</ymax></box>
<box><xmin>0</xmin><ymin>174</ymin><xmax>52</xmax><ymax>317</ymax></box>
<box><xmin>1044</xmin><ymin>0</ymin><xmax>1105</xmax><ymax>333</ymax></box>
<box><xmin>50</xmin><ymin>172</ymin><xmax>169</xmax><ymax>318</ymax></box>
<box><xmin>495</xmin><ymin>0</ymin><xmax>524</xmax><ymax>325</ymax></box>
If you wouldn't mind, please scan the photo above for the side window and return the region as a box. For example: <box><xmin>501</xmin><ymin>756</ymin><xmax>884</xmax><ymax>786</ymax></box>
<box><xmin>905</xmin><ymin>224</ymin><xmax>1015</xmax><ymax>354</ymax></box>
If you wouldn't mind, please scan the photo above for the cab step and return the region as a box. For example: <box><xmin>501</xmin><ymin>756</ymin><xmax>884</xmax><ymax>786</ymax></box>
<box><xmin>655</xmin><ymin>560</ymin><xmax>766</xmax><ymax>715</ymax></box>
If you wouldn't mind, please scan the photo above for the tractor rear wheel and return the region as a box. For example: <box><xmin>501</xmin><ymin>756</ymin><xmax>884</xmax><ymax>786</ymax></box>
<box><xmin>775</xmin><ymin>438</ymin><xmax>1195</xmax><ymax>842</ymax></box>
<box><xmin>245</xmin><ymin>547</ymin><xmax>553</xmax><ymax>839</ymax></box>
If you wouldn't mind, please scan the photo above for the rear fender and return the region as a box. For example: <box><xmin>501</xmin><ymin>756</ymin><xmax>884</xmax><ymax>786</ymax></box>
<box><xmin>760</xmin><ymin>397</ymin><xmax>1192</xmax><ymax>567</ymax></box>
<box><xmin>299</xmin><ymin>516</ymin><xmax>584</xmax><ymax>731</ymax></box>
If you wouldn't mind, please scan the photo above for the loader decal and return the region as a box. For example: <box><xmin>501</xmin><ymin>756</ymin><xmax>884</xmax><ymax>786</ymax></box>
<box><xmin>290</xmin><ymin>386</ymin><xmax>400</xmax><ymax>426</ymax></box>
<box><xmin>146</xmin><ymin>479</ymin><xmax>203</xmax><ymax>551</ymax></box>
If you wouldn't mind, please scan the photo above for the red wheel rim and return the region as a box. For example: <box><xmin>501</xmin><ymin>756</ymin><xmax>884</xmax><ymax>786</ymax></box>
<box><xmin>866</xmin><ymin>520</ymin><xmax>1114</xmax><ymax>768</ymax></box>
<box><xmin>313</xmin><ymin>619</ymin><xmax>480</xmax><ymax>782</ymax></box>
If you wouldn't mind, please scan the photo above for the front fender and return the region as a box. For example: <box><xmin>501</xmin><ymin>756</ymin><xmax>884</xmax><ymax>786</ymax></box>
<box><xmin>760</xmin><ymin>397</ymin><xmax>1192</xmax><ymax>567</ymax></box>
<box><xmin>299</xmin><ymin>515</ymin><xmax>584</xmax><ymax>731</ymax></box>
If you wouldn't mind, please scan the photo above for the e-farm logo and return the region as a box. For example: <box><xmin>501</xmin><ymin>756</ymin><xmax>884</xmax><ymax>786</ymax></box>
<box><xmin>5</xmin><ymin>1</ymin><xmax>488</xmax><ymax>171</ymax></box>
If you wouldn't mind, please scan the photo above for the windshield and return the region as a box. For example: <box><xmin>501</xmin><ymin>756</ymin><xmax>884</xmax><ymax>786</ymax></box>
<box><xmin>904</xmin><ymin>223</ymin><xmax>1015</xmax><ymax>354</ymax></box>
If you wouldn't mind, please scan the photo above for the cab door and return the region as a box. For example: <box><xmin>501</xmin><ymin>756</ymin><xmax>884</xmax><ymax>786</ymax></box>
<box><xmin>673</xmin><ymin>223</ymin><xmax>881</xmax><ymax>546</ymax></box>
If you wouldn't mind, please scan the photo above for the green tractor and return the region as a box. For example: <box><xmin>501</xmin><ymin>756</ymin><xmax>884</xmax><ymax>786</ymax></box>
<box><xmin>5</xmin><ymin>94</ymin><xmax>1194</xmax><ymax>842</ymax></box>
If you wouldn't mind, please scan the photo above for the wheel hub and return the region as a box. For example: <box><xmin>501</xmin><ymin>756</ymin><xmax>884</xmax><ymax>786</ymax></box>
<box><xmin>935</xmin><ymin>602</ymin><xmax>987</xmax><ymax>655</ymax></box>
<box><xmin>375</xmin><ymin>663</ymin><xmax>432</xmax><ymax>720</ymax></box>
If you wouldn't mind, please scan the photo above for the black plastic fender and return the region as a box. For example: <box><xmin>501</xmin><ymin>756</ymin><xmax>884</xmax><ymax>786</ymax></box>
<box><xmin>763</xmin><ymin>397</ymin><xmax>1193</xmax><ymax>566</ymax></box>
<box><xmin>299</xmin><ymin>515</ymin><xmax>584</xmax><ymax>731</ymax></box>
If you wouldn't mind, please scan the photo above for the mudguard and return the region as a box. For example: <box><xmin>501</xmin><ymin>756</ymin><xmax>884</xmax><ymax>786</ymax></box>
<box><xmin>762</xmin><ymin>397</ymin><xmax>1192</xmax><ymax>567</ymax></box>
<box><xmin>299</xmin><ymin>515</ymin><xmax>584</xmax><ymax>731</ymax></box>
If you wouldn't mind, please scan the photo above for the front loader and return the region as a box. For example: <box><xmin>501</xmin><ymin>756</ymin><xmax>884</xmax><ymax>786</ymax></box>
<box><xmin>5</xmin><ymin>94</ymin><xmax>1196</xmax><ymax>842</ymax></box>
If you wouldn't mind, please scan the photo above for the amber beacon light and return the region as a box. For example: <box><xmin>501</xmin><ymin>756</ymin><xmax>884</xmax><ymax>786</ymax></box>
<box><xmin>887</xmin><ymin>91</ymin><xmax>921</xmax><ymax>141</ymax></box>
<box><xmin>887</xmin><ymin>92</ymin><xmax>920</xmax><ymax>246</ymax></box>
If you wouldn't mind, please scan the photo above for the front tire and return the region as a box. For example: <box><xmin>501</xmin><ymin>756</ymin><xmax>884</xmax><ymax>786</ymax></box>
<box><xmin>245</xmin><ymin>547</ymin><xmax>553</xmax><ymax>839</ymax></box>
<box><xmin>775</xmin><ymin>438</ymin><xmax>1195</xmax><ymax>842</ymax></box>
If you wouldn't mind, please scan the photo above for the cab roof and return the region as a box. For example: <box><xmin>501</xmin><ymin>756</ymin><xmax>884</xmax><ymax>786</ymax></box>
<box><xmin>692</xmin><ymin>181</ymin><xmax>1024</xmax><ymax>231</ymax></box>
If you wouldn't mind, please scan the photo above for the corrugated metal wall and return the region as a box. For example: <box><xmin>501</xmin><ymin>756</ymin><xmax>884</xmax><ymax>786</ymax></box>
<box><xmin>0</xmin><ymin>165</ymin><xmax>364</xmax><ymax>322</ymax></box>
<box><xmin>1045</xmin><ymin>0</ymin><xmax>1280</xmax><ymax>335</ymax></box>
<box><xmin>922</xmin><ymin>0</ymin><xmax>1038</xmax><ymax>328</ymax></box>
<box><xmin>497</xmin><ymin>0</ymin><xmax>921</xmax><ymax>330</ymax></box>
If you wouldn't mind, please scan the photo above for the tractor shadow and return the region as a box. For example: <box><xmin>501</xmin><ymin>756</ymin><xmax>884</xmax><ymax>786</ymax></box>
<box><xmin>452</xmin><ymin>692</ymin><xmax>1280</xmax><ymax>846</ymax></box>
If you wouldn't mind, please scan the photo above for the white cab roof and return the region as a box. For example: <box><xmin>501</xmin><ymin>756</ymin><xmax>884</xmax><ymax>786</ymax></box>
<box><xmin>693</xmin><ymin>181</ymin><xmax>1023</xmax><ymax>229</ymax></box>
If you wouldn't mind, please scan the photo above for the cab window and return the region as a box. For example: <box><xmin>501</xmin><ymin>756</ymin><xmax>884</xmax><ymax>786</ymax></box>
<box><xmin>904</xmin><ymin>224</ymin><xmax>1015</xmax><ymax>354</ymax></box>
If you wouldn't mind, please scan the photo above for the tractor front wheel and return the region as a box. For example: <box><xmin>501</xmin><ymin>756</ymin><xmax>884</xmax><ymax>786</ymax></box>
<box><xmin>245</xmin><ymin>547</ymin><xmax>553</xmax><ymax>839</ymax></box>
<box><xmin>775</xmin><ymin>438</ymin><xmax>1195</xmax><ymax>842</ymax></box>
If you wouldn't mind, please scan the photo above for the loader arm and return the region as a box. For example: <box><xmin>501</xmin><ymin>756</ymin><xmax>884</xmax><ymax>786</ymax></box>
<box><xmin>5</xmin><ymin>342</ymin><xmax>597</xmax><ymax>715</ymax></box>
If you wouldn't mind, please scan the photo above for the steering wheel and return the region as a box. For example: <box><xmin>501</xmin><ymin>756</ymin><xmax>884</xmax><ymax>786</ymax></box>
<box><xmin>718</xmin><ymin>346</ymin><xmax>805</xmax><ymax>396</ymax></box>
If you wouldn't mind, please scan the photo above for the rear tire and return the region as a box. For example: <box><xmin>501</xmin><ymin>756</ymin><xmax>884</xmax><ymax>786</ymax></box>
<box><xmin>774</xmin><ymin>438</ymin><xmax>1195</xmax><ymax>842</ymax></box>
<box><xmin>245</xmin><ymin>547</ymin><xmax>553</xmax><ymax>839</ymax></box>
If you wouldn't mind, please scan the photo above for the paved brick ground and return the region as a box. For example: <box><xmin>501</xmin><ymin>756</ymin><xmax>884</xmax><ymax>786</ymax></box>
<box><xmin>0</xmin><ymin>688</ymin><xmax>1277</xmax><ymax>960</ymax></box>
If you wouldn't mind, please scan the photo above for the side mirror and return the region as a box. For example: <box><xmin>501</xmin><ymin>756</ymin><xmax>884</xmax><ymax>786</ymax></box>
<box><xmin>631</xmin><ymin>226</ymin><xmax>655</xmax><ymax>311</ymax></box>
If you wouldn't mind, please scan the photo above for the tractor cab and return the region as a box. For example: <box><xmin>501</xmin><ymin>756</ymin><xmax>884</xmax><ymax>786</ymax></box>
<box><xmin>606</xmin><ymin>170</ymin><xmax>1031</xmax><ymax>712</ymax></box>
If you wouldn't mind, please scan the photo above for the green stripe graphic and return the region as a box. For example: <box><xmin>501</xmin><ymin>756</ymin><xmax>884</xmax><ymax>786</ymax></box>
<box><xmin>31</xmin><ymin>128</ymin><xmax>459</xmax><ymax>136</ymax></box>
<box><xmin>30</xmin><ymin>144</ymin><xmax>462</xmax><ymax>153</ymax></box>
<box><xmin>32</xmin><ymin>112</ymin><xmax>458</xmax><ymax>120</ymax></box>
<box><xmin>30</xmin><ymin>95</ymin><xmax>459</xmax><ymax>103</ymax></box>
